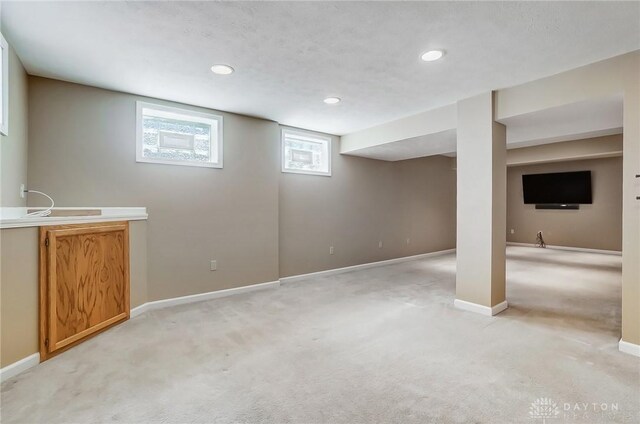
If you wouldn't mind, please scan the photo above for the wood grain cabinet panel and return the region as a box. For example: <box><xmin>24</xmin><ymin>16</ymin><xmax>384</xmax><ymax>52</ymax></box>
<box><xmin>39</xmin><ymin>221</ymin><xmax>130</xmax><ymax>361</ymax></box>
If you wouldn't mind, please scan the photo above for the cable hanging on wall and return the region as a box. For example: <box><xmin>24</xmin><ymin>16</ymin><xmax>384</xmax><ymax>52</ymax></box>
<box><xmin>535</xmin><ymin>231</ymin><xmax>546</xmax><ymax>248</ymax></box>
<box><xmin>23</xmin><ymin>189</ymin><xmax>55</xmax><ymax>217</ymax></box>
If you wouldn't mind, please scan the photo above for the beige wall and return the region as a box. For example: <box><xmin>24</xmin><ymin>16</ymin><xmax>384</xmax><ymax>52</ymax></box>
<box><xmin>0</xmin><ymin>43</ymin><xmax>28</xmax><ymax>207</ymax></box>
<box><xmin>0</xmin><ymin>37</ymin><xmax>33</xmax><ymax>368</ymax></box>
<box><xmin>27</xmin><ymin>77</ymin><xmax>457</xmax><ymax>297</ymax></box>
<box><xmin>129</xmin><ymin>221</ymin><xmax>148</xmax><ymax>308</ymax></box>
<box><xmin>0</xmin><ymin>227</ymin><xmax>38</xmax><ymax>367</ymax></box>
<box><xmin>27</xmin><ymin>77</ymin><xmax>281</xmax><ymax>302</ymax></box>
<box><xmin>507</xmin><ymin>157</ymin><xmax>623</xmax><ymax>251</ymax></box>
<box><xmin>279</xmin><ymin>139</ymin><xmax>456</xmax><ymax>277</ymax></box>
<box><xmin>0</xmin><ymin>222</ymin><xmax>148</xmax><ymax>367</ymax></box>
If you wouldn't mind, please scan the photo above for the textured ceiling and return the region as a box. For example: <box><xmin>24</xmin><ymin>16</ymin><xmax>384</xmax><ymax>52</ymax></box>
<box><xmin>2</xmin><ymin>1</ymin><xmax>639</xmax><ymax>135</ymax></box>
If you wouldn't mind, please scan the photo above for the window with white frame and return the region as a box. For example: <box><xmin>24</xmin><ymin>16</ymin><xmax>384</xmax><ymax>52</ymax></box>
<box><xmin>1</xmin><ymin>32</ymin><xmax>9</xmax><ymax>136</ymax></box>
<box><xmin>281</xmin><ymin>128</ymin><xmax>331</xmax><ymax>176</ymax></box>
<box><xmin>136</xmin><ymin>102</ymin><xmax>223</xmax><ymax>168</ymax></box>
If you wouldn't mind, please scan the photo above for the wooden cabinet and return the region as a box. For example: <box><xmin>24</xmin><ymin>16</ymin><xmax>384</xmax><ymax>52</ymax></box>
<box><xmin>39</xmin><ymin>221</ymin><xmax>130</xmax><ymax>361</ymax></box>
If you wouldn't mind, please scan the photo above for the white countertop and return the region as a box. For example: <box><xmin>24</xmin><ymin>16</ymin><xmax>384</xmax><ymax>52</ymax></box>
<box><xmin>0</xmin><ymin>207</ymin><xmax>148</xmax><ymax>229</ymax></box>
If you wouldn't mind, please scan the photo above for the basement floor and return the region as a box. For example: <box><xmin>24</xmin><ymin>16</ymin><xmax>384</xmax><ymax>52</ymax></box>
<box><xmin>1</xmin><ymin>246</ymin><xmax>638</xmax><ymax>423</ymax></box>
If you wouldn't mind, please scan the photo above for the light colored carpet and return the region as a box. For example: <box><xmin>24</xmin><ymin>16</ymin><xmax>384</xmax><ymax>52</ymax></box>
<box><xmin>1</xmin><ymin>246</ymin><xmax>638</xmax><ymax>423</ymax></box>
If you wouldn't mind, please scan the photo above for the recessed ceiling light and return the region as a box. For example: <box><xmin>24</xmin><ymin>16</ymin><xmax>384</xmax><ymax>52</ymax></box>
<box><xmin>324</xmin><ymin>97</ymin><xmax>341</xmax><ymax>104</ymax></box>
<box><xmin>421</xmin><ymin>50</ymin><xmax>445</xmax><ymax>62</ymax></box>
<box><xmin>211</xmin><ymin>64</ymin><xmax>234</xmax><ymax>75</ymax></box>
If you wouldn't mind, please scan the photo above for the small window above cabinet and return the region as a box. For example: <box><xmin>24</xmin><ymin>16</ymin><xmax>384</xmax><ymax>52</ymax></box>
<box><xmin>136</xmin><ymin>101</ymin><xmax>223</xmax><ymax>168</ymax></box>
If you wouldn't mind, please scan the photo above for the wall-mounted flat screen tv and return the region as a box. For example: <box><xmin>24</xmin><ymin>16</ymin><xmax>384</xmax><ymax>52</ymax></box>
<box><xmin>522</xmin><ymin>170</ymin><xmax>592</xmax><ymax>205</ymax></box>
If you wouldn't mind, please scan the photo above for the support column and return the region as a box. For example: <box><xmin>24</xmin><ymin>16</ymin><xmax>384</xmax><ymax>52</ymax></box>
<box><xmin>620</xmin><ymin>74</ymin><xmax>640</xmax><ymax>356</ymax></box>
<box><xmin>455</xmin><ymin>91</ymin><xmax>507</xmax><ymax>316</ymax></box>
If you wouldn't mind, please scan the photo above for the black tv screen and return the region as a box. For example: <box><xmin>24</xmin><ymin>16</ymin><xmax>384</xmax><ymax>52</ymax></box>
<box><xmin>522</xmin><ymin>171</ymin><xmax>592</xmax><ymax>205</ymax></box>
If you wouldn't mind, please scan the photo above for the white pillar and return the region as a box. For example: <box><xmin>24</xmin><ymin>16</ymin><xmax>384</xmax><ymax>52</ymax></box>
<box><xmin>620</xmin><ymin>73</ymin><xmax>640</xmax><ymax>353</ymax></box>
<box><xmin>455</xmin><ymin>91</ymin><xmax>507</xmax><ymax>315</ymax></box>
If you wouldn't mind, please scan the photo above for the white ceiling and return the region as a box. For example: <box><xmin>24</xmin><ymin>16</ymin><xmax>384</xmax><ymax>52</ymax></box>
<box><xmin>2</xmin><ymin>1</ymin><xmax>639</xmax><ymax>136</ymax></box>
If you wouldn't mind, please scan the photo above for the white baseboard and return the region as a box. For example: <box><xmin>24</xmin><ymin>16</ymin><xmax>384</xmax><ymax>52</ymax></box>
<box><xmin>130</xmin><ymin>280</ymin><xmax>281</xmax><ymax>318</ymax></box>
<box><xmin>454</xmin><ymin>299</ymin><xmax>509</xmax><ymax>316</ymax></box>
<box><xmin>507</xmin><ymin>242</ymin><xmax>621</xmax><ymax>256</ymax></box>
<box><xmin>0</xmin><ymin>353</ymin><xmax>39</xmax><ymax>383</ymax></box>
<box><xmin>132</xmin><ymin>249</ymin><xmax>456</xmax><ymax>316</ymax></box>
<box><xmin>619</xmin><ymin>339</ymin><xmax>640</xmax><ymax>357</ymax></box>
<box><xmin>130</xmin><ymin>302</ymin><xmax>149</xmax><ymax>318</ymax></box>
<box><xmin>280</xmin><ymin>248</ymin><xmax>456</xmax><ymax>284</ymax></box>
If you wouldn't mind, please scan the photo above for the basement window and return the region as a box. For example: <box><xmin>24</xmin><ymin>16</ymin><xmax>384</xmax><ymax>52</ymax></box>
<box><xmin>281</xmin><ymin>128</ymin><xmax>331</xmax><ymax>176</ymax></box>
<box><xmin>136</xmin><ymin>102</ymin><xmax>223</xmax><ymax>168</ymax></box>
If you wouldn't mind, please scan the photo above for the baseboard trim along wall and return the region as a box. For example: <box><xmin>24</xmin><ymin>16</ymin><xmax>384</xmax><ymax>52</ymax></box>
<box><xmin>506</xmin><ymin>242</ymin><xmax>622</xmax><ymax>256</ymax></box>
<box><xmin>454</xmin><ymin>299</ymin><xmax>509</xmax><ymax>316</ymax></box>
<box><xmin>130</xmin><ymin>280</ymin><xmax>281</xmax><ymax>318</ymax></box>
<box><xmin>131</xmin><ymin>249</ymin><xmax>457</xmax><ymax>319</ymax></box>
<box><xmin>279</xmin><ymin>248</ymin><xmax>456</xmax><ymax>284</ymax></box>
<box><xmin>618</xmin><ymin>339</ymin><xmax>640</xmax><ymax>357</ymax></box>
<box><xmin>0</xmin><ymin>353</ymin><xmax>40</xmax><ymax>384</ymax></box>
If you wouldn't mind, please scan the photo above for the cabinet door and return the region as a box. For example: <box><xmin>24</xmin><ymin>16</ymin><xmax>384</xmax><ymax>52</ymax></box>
<box><xmin>39</xmin><ymin>221</ymin><xmax>130</xmax><ymax>360</ymax></box>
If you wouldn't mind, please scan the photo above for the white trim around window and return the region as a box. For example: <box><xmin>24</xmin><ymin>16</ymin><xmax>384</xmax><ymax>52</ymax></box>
<box><xmin>281</xmin><ymin>128</ymin><xmax>332</xmax><ymax>177</ymax></box>
<box><xmin>0</xmin><ymin>32</ymin><xmax>9</xmax><ymax>136</ymax></box>
<box><xmin>136</xmin><ymin>101</ymin><xmax>223</xmax><ymax>168</ymax></box>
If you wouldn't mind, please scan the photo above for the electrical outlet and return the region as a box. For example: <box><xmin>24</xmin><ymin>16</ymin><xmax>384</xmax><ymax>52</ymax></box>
<box><xmin>510</xmin><ymin>229</ymin><xmax>515</xmax><ymax>234</ymax></box>
<box><xmin>378</xmin><ymin>241</ymin><xmax>383</xmax><ymax>249</ymax></box>
<box><xmin>329</xmin><ymin>246</ymin><xmax>334</xmax><ymax>255</ymax></box>
<box><xmin>210</xmin><ymin>260</ymin><xmax>217</xmax><ymax>271</ymax></box>
<box><xmin>20</xmin><ymin>184</ymin><xmax>25</xmax><ymax>198</ymax></box>
<box><xmin>406</xmin><ymin>238</ymin><xmax>411</xmax><ymax>245</ymax></box>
